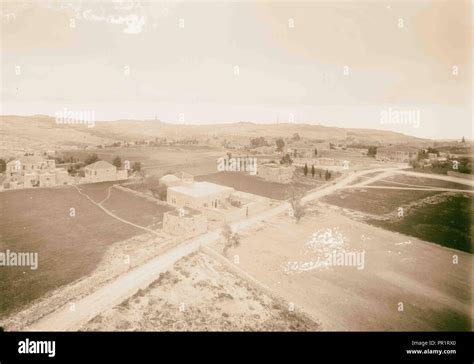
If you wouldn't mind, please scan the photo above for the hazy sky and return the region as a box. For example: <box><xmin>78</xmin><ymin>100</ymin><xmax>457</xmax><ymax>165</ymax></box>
<box><xmin>0</xmin><ymin>0</ymin><xmax>472</xmax><ymax>139</ymax></box>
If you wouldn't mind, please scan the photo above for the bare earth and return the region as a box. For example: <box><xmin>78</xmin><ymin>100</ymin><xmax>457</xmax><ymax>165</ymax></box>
<box><xmin>209</xmin><ymin>205</ymin><xmax>472</xmax><ymax>331</ymax></box>
<box><xmin>82</xmin><ymin>252</ymin><xmax>319</xmax><ymax>331</ymax></box>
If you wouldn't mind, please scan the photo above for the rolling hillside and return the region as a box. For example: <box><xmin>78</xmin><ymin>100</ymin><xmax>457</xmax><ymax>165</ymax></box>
<box><xmin>0</xmin><ymin>115</ymin><xmax>428</xmax><ymax>158</ymax></box>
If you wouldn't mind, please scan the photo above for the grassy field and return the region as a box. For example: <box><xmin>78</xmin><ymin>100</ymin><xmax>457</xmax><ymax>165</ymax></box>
<box><xmin>0</xmin><ymin>184</ymin><xmax>166</xmax><ymax>317</ymax></box>
<box><xmin>76</xmin><ymin>181</ymin><xmax>119</xmax><ymax>202</ymax></box>
<box><xmin>370</xmin><ymin>174</ymin><xmax>472</xmax><ymax>190</ymax></box>
<box><xmin>368</xmin><ymin>194</ymin><xmax>472</xmax><ymax>253</ymax></box>
<box><xmin>322</xmin><ymin>187</ymin><xmax>472</xmax><ymax>253</ymax></box>
<box><xmin>102</xmin><ymin>188</ymin><xmax>172</xmax><ymax>229</ymax></box>
<box><xmin>195</xmin><ymin>172</ymin><xmax>321</xmax><ymax>200</ymax></box>
<box><xmin>322</xmin><ymin>188</ymin><xmax>441</xmax><ymax>215</ymax></box>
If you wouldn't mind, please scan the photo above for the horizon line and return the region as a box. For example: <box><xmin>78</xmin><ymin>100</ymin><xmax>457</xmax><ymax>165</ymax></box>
<box><xmin>1</xmin><ymin>113</ymin><xmax>472</xmax><ymax>142</ymax></box>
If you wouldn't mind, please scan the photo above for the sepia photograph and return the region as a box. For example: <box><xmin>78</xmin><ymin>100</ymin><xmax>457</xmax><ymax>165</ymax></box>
<box><xmin>0</xmin><ymin>0</ymin><xmax>472</xmax><ymax>361</ymax></box>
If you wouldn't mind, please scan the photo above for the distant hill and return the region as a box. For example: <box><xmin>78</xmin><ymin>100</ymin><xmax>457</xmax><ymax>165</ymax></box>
<box><xmin>0</xmin><ymin>115</ymin><xmax>429</xmax><ymax>157</ymax></box>
<box><xmin>91</xmin><ymin>119</ymin><xmax>428</xmax><ymax>145</ymax></box>
<box><xmin>0</xmin><ymin>115</ymin><xmax>113</xmax><ymax>157</ymax></box>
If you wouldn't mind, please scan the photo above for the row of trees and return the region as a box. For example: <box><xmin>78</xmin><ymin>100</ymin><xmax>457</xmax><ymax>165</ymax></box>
<box><xmin>303</xmin><ymin>163</ymin><xmax>332</xmax><ymax>180</ymax></box>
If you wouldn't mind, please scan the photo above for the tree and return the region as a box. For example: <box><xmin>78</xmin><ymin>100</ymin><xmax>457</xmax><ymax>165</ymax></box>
<box><xmin>85</xmin><ymin>153</ymin><xmax>99</xmax><ymax>165</ymax></box>
<box><xmin>288</xmin><ymin>189</ymin><xmax>306</xmax><ymax>223</ymax></box>
<box><xmin>0</xmin><ymin>159</ymin><xmax>6</xmax><ymax>173</ymax></box>
<box><xmin>222</xmin><ymin>223</ymin><xmax>240</xmax><ymax>255</ymax></box>
<box><xmin>314</xmin><ymin>148</ymin><xmax>318</xmax><ymax>156</ymax></box>
<box><xmin>132</xmin><ymin>161</ymin><xmax>141</xmax><ymax>172</ymax></box>
<box><xmin>409</xmin><ymin>159</ymin><xmax>420</xmax><ymax>169</ymax></box>
<box><xmin>367</xmin><ymin>146</ymin><xmax>377</xmax><ymax>157</ymax></box>
<box><xmin>280</xmin><ymin>153</ymin><xmax>293</xmax><ymax>165</ymax></box>
<box><xmin>250</xmin><ymin>137</ymin><xmax>268</xmax><ymax>148</ymax></box>
<box><xmin>276</xmin><ymin>138</ymin><xmax>285</xmax><ymax>152</ymax></box>
<box><xmin>462</xmin><ymin>136</ymin><xmax>465</xmax><ymax>143</ymax></box>
<box><xmin>325</xmin><ymin>169</ymin><xmax>332</xmax><ymax>181</ymax></box>
<box><xmin>112</xmin><ymin>156</ymin><xmax>122</xmax><ymax>168</ymax></box>
<box><xmin>311</xmin><ymin>165</ymin><xmax>315</xmax><ymax>178</ymax></box>
<box><xmin>292</xmin><ymin>133</ymin><xmax>301</xmax><ymax>141</ymax></box>
<box><xmin>304</xmin><ymin>163</ymin><xmax>308</xmax><ymax>176</ymax></box>
<box><xmin>158</xmin><ymin>188</ymin><xmax>167</xmax><ymax>201</ymax></box>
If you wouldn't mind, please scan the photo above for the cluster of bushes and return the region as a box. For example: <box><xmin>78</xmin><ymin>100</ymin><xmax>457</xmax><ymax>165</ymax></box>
<box><xmin>410</xmin><ymin>157</ymin><xmax>472</xmax><ymax>175</ymax></box>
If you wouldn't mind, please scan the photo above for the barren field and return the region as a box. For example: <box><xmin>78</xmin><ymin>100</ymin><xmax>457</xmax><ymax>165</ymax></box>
<box><xmin>195</xmin><ymin>172</ymin><xmax>320</xmax><ymax>200</ymax></box>
<box><xmin>208</xmin><ymin>206</ymin><xmax>472</xmax><ymax>331</ymax></box>
<box><xmin>63</xmin><ymin>146</ymin><xmax>224</xmax><ymax>177</ymax></box>
<box><xmin>83</xmin><ymin>252</ymin><xmax>319</xmax><ymax>331</ymax></box>
<box><xmin>0</xmin><ymin>183</ymin><xmax>167</xmax><ymax>317</ymax></box>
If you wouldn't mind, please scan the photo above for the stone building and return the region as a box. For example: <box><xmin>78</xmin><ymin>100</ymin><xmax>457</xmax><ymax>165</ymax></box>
<box><xmin>376</xmin><ymin>146</ymin><xmax>419</xmax><ymax>163</ymax></box>
<box><xmin>83</xmin><ymin>160</ymin><xmax>128</xmax><ymax>183</ymax></box>
<box><xmin>167</xmin><ymin>181</ymin><xmax>235</xmax><ymax>209</ymax></box>
<box><xmin>162</xmin><ymin>207</ymin><xmax>208</xmax><ymax>238</ymax></box>
<box><xmin>4</xmin><ymin>156</ymin><xmax>70</xmax><ymax>189</ymax></box>
<box><xmin>257</xmin><ymin>162</ymin><xmax>295</xmax><ymax>183</ymax></box>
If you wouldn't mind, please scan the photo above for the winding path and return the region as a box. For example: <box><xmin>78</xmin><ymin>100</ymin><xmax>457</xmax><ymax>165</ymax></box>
<box><xmin>74</xmin><ymin>184</ymin><xmax>162</xmax><ymax>237</ymax></box>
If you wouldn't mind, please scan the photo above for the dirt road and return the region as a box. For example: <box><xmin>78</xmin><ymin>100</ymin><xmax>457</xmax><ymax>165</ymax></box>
<box><xmin>26</xmin><ymin>230</ymin><xmax>221</xmax><ymax>331</ymax></box>
<box><xmin>23</xmin><ymin>166</ymin><xmax>412</xmax><ymax>331</ymax></box>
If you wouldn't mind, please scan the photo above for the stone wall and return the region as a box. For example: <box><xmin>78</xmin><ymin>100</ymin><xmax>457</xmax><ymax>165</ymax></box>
<box><xmin>163</xmin><ymin>209</ymin><xmax>208</xmax><ymax>238</ymax></box>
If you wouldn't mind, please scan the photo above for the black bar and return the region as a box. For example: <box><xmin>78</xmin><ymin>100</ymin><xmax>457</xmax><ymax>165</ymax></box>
<box><xmin>0</xmin><ymin>332</ymin><xmax>472</xmax><ymax>363</ymax></box>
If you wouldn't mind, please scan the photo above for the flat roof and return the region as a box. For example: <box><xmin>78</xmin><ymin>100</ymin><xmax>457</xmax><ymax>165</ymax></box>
<box><xmin>160</xmin><ymin>174</ymin><xmax>180</xmax><ymax>181</ymax></box>
<box><xmin>169</xmin><ymin>181</ymin><xmax>234</xmax><ymax>198</ymax></box>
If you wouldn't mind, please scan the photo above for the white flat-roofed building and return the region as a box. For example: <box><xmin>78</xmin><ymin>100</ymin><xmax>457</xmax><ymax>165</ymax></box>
<box><xmin>167</xmin><ymin>181</ymin><xmax>234</xmax><ymax>209</ymax></box>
